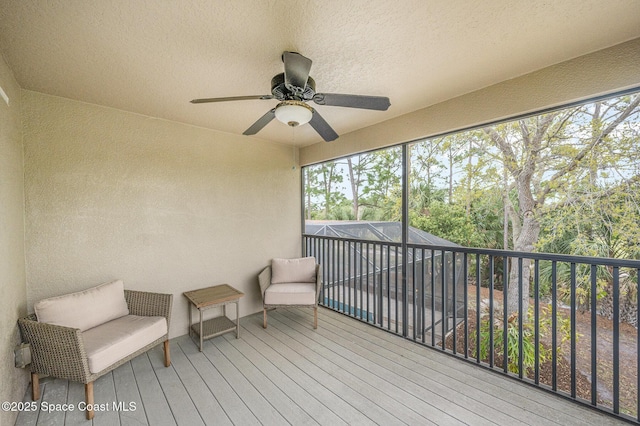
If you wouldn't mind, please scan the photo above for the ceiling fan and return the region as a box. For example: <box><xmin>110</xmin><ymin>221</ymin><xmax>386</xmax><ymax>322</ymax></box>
<box><xmin>190</xmin><ymin>51</ymin><xmax>391</xmax><ymax>142</ymax></box>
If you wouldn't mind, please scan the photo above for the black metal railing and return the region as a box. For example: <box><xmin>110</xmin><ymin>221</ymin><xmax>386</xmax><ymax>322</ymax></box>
<box><xmin>303</xmin><ymin>234</ymin><xmax>640</xmax><ymax>423</ymax></box>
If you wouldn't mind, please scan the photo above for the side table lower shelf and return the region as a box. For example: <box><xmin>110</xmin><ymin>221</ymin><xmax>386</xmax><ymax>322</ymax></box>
<box><xmin>190</xmin><ymin>316</ymin><xmax>237</xmax><ymax>341</ymax></box>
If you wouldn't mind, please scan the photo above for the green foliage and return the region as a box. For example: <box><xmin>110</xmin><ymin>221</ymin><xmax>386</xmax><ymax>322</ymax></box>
<box><xmin>410</xmin><ymin>201</ymin><xmax>483</xmax><ymax>246</ymax></box>
<box><xmin>362</xmin><ymin>148</ymin><xmax>401</xmax><ymax>204</ymax></box>
<box><xmin>473</xmin><ymin>307</ymin><xmax>571</xmax><ymax>375</ymax></box>
<box><xmin>409</xmin><ymin>182</ymin><xmax>446</xmax><ymax>213</ymax></box>
<box><xmin>537</xmin><ymin>179</ymin><xmax>640</xmax><ymax>303</ymax></box>
<box><xmin>468</xmin><ymin>190</ymin><xmax>509</xmax><ymax>249</ymax></box>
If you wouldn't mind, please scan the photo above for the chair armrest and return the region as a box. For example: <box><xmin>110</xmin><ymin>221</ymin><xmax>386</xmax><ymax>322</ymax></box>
<box><xmin>315</xmin><ymin>265</ymin><xmax>323</xmax><ymax>304</ymax></box>
<box><xmin>124</xmin><ymin>290</ymin><xmax>173</xmax><ymax>328</ymax></box>
<box><xmin>258</xmin><ymin>266</ymin><xmax>272</xmax><ymax>302</ymax></box>
<box><xmin>18</xmin><ymin>316</ymin><xmax>91</xmax><ymax>383</ymax></box>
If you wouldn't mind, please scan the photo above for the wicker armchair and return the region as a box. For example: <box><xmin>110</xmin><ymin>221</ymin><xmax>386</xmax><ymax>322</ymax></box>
<box><xmin>258</xmin><ymin>257</ymin><xmax>322</xmax><ymax>329</ymax></box>
<box><xmin>18</xmin><ymin>289</ymin><xmax>172</xmax><ymax>420</ymax></box>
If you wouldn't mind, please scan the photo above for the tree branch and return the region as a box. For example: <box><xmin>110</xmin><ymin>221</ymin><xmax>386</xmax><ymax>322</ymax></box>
<box><xmin>538</xmin><ymin>95</ymin><xmax>640</xmax><ymax>203</ymax></box>
<box><xmin>483</xmin><ymin>127</ymin><xmax>519</xmax><ymax>175</ymax></box>
<box><xmin>546</xmin><ymin>174</ymin><xmax>640</xmax><ymax>210</ymax></box>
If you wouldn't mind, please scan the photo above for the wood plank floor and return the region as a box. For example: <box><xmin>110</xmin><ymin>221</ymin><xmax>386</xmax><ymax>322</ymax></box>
<box><xmin>15</xmin><ymin>307</ymin><xmax>625</xmax><ymax>425</ymax></box>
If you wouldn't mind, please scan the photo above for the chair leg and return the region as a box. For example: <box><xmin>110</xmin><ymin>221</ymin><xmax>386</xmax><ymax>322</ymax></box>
<box><xmin>31</xmin><ymin>373</ymin><xmax>40</xmax><ymax>401</ymax></box>
<box><xmin>85</xmin><ymin>382</ymin><xmax>94</xmax><ymax>420</ymax></box>
<box><xmin>164</xmin><ymin>340</ymin><xmax>171</xmax><ymax>367</ymax></box>
<box><xmin>314</xmin><ymin>307</ymin><xmax>318</xmax><ymax>329</ymax></box>
<box><xmin>263</xmin><ymin>308</ymin><xmax>267</xmax><ymax>328</ymax></box>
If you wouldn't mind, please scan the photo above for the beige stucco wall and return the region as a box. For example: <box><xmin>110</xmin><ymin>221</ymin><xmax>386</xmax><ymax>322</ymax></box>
<box><xmin>0</xmin><ymin>55</ymin><xmax>28</xmax><ymax>425</ymax></box>
<box><xmin>21</xmin><ymin>91</ymin><xmax>302</xmax><ymax>338</ymax></box>
<box><xmin>300</xmin><ymin>37</ymin><xmax>640</xmax><ymax>165</ymax></box>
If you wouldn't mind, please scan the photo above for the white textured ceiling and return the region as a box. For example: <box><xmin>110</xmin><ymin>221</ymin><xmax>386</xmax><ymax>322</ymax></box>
<box><xmin>1</xmin><ymin>1</ymin><xmax>640</xmax><ymax>146</ymax></box>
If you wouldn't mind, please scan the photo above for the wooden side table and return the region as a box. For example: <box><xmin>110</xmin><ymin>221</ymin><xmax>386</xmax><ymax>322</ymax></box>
<box><xmin>183</xmin><ymin>284</ymin><xmax>244</xmax><ymax>351</ymax></box>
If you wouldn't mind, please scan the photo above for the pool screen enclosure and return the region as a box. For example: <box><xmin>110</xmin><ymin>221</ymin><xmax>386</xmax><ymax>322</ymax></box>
<box><xmin>304</xmin><ymin>221</ymin><xmax>464</xmax><ymax>341</ymax></box>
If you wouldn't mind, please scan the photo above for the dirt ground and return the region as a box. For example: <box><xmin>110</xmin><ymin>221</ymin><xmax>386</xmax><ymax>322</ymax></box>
<box><xmin>446</xmin><ymin>285</ymin><xmax>638</xmax><ymax>417</ymax></box>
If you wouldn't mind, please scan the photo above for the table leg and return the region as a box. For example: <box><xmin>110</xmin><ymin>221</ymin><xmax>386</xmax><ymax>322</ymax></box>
<box><xmin>236</xmin><ymin>301</ymin><xmax>240</xmax><ymax>338</ymax></box>
<box><xmin>199</xmin><ymin>308</ymin><xmax>203</xmax><ymax>352</ymax></box>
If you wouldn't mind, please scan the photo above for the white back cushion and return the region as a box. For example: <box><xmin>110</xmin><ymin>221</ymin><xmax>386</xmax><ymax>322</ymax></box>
<box><xmin>34</xmin><ymin>280</ymin><xmax>129</xmax><ymax>331</ymax></box>
<box><xmin>271</xmin><ymin>257</ymin><xmax>316</xmax><ymax>284</ymax></box>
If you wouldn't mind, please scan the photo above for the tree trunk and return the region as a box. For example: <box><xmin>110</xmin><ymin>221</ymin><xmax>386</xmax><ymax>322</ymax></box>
<box><xmin>306</xmin><ymin>170</ymin><xmax>314</xmax><ymax>220</ymax></box>
<box><xmin>507</xmin><ymin>210</ymin><xmax>540</xmax><ymax>315</ymax></box>
<box><xmin>502</xmin><ymin>115</ymin><xmax>545</xmax><ymax>315</ymax></box>
<box><xmin>466</xmin><ymin>139</ymin><xmax>472</xmax><ymax>216</ymax></box>
<box><xmin>503</xmin><ymin>165</ymin><xmax>509</xmax><ymax>250</ymax></box>
<box><xmin>347</xmin><ymin>158</ymin><xmax>359</xmax><ymax>219</ymax></box>
<box><xmin>506</xmin><ymin>163</ymin><xmax>541</xmax><ymax>315</ymax></box>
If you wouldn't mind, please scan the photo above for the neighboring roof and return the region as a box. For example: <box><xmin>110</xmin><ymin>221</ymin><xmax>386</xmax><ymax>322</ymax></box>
<box><xmin>305</xmin><ymin>220</ymin><xmax>459</xmax><ymax>247</ymax></box>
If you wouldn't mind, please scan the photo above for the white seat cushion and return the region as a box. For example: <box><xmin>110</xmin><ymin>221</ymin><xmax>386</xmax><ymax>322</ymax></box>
<box><xmin>83</xmin><ymin>315</ymin><xmax>167</xmax><ymax>374</ymax></box>
<box><xmin>264</xmin><ymin>283</ymin><xmax>317</xmax><ymax>305</ymax></box>
<box><xmin>34</xmin><ymin>280</ymin><xmax>129</xmax><ymax>332</ymax></box>
<box><xmin>271</xmin><ymin>257</ymin><xmax>316</xmax><ymax>284</ymax></box>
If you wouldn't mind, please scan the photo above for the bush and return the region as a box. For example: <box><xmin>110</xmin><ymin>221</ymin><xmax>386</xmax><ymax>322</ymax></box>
<box><xmin>410</xmin><ymin>201</ymin><xmax>483</xmax><ymax>247</ymax></box>
<box><xmin>473</xmin><ymin>306</ymin><xmax>570</xmax><ymax>375</ymax></box>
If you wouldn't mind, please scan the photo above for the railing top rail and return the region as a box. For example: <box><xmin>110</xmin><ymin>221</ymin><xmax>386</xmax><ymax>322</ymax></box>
<box><xmin>303</xmin><ymin>233</ymin><xmax>402</xmax><ymax>247</ymax></box>
<box><xmin>303</xmin><ymin>234</ymin><xmax>640</xmax><ymax>268</ymax></box>
<box><xmin>407</xmin><ymin>243</ymin><xmax>640</xmax><ymax>268</ymax></box>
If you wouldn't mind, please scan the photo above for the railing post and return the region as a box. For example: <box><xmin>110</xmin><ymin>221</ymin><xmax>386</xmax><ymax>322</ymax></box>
<box><xmin>590</xmin><ymin>264</ymin><xmax>598</xmax><ymax>406</ymax></box>
<box><xmin>534</xmin><ymin>259</ymin><xmax>540</xmax><ymax>384</ymax></box>
<box><xmin>489</xmin><ymin>255</ymin><xmax>495</xmax><ymax>367</ymax></box>
<box><xmin>613</xmin><ymin>266</ymin><xmax>620</xmax><ymax>414</ymax></box>
<box><xmin>463</xmin><ymin>252</ymin><xmax>468</xmax><ymax>358</ymax></box>
<box><xmin>551</xmin><ymin>261</ymin><xmax>557</xmax><ymax>391</ymax></box>
<box><xmin>431</xmin><ymin>250</ymin><xmax>436</xmax><ymax>347</ymax></box>
<box><xmin>503</xmin><ymin>255</ymin><xmax>509</xmax><ymax>373</ymax></box>
<box><xmin>518</xmin><ymin>257</ymin><xmax>524</xmax><ymax>378</ymax></box>
<box><xmin>475</xmin><ymin>253</ymin><xmax>481</xmax><ymax>363</ymax></box>
<box><xmin>637</xmin><ymin>268</ymin><xmax>640</xmax><ymax>421</ymax></box>
<box><xmin>570</xmin><ymin>262</ymin><xmax>577</xmax><ymax>398</ymax></box>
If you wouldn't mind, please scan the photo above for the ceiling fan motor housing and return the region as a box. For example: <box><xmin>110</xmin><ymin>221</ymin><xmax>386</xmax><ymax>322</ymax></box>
<box><xmin>271</xmin><ymin>73</ymin><xmax>316</xmax><ymax>101</ymax></box>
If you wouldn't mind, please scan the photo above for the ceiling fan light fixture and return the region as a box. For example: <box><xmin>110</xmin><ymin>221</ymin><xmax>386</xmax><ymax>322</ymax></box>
<box><xmin>274</xmin><ymin>100</ymin><xmax>313</xmax><ymax>127</ymax></box>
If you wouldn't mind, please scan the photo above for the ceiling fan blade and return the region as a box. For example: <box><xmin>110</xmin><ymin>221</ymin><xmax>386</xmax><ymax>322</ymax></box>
<box><xmin>283</xmin><ymin>51</ymin><xmax>312</xmax><ymax>94</ymax></box>
<box><xmin>309</xmin><ymin>110</ymin><xmax>339</xmax><ymax>142</ymax></box>
<box><xmin>191</xmin><ymin>95</ymin><xmax>274</xmax><ymax>104</ymax></box>
<box><xmin>313</xmin><ymin>93</ymin><xmax>390</xmax><ymax>111</ymax></box>
<box><xmin>243</xmin><ymin>109</ymin><xmax>276</xmax><ymax>135</ymax></box>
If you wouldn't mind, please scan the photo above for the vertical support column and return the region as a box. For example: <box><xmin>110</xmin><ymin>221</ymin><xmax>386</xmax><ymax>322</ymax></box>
<box><xmin>300</xmin><ymin>165</ymin><xmax>306</xmax><ymax>257</ymax></box>
<box><xmin>401</xmin><ymin>144</ymin><xmax>409</xmax><ymax>337</ymax></box>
